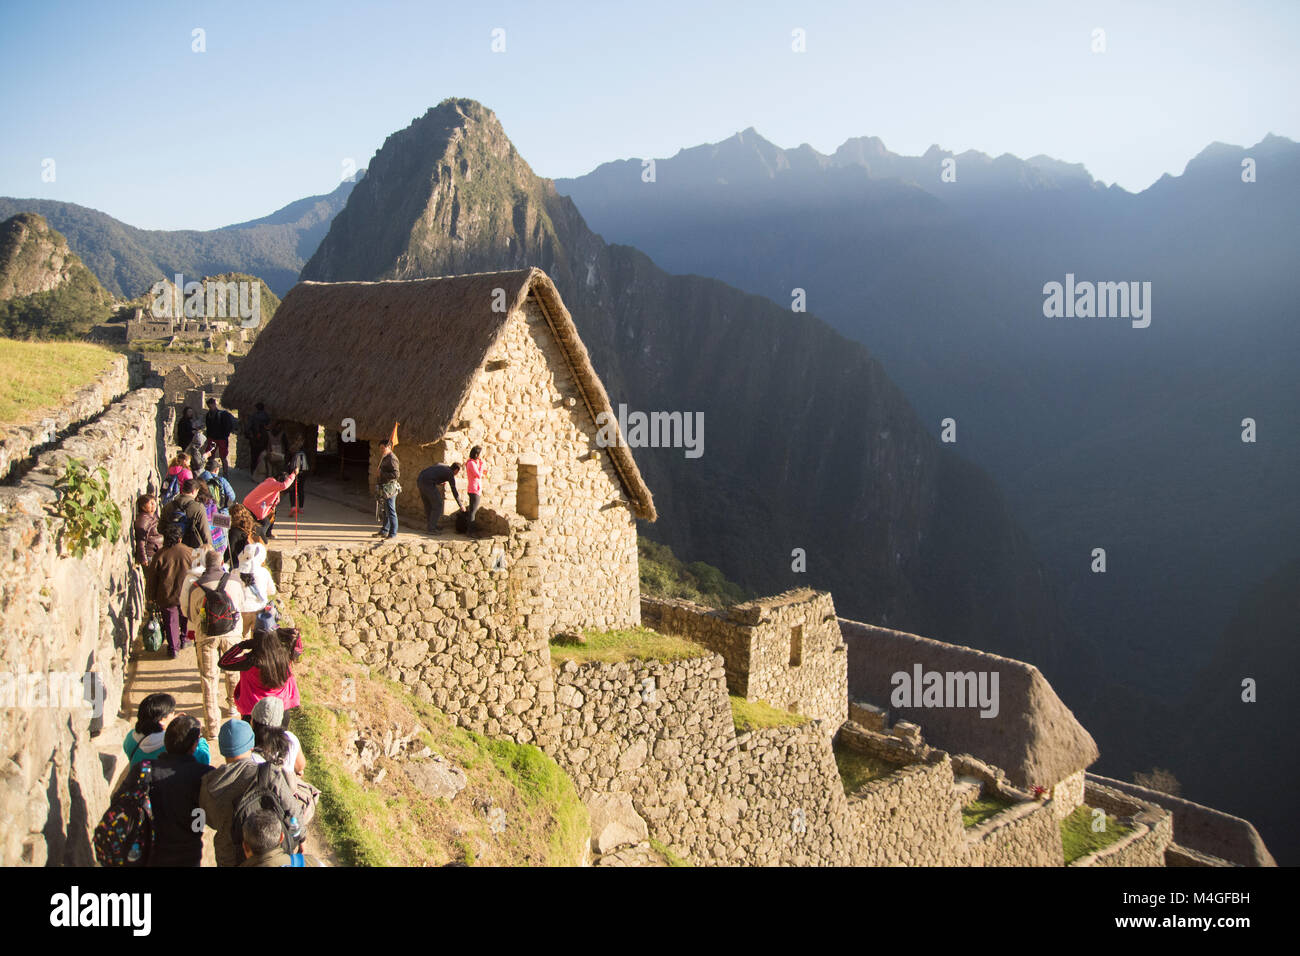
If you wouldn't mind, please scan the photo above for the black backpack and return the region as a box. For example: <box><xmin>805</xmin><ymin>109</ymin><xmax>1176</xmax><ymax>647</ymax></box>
<box><xmin>93</xmin><ymin>760</ymin><xmax>154</xmax><ymax>866</ymax></box>
<box><xmin>231</xmin><ymin>763</ymin><xmax>302</xmax><ymax>862</ymax></box>
<box><xmin>199</xmin><ymin>572</ymin><xmax>240</xmax><ymax>634</ymax></box>
<box><xmin>165</xmin><ymin>501</ymin><xmax>192</xmax><ymax>543</ymax></box>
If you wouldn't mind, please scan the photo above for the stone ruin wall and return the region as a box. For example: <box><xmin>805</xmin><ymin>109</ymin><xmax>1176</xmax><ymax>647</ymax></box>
<box><xmin>0</xmin><ymin>385</ymin><xmax>165</xmax><ymax>866</ymax></box>
<box><xmin>365</xmin><ymin>295</ymin><xmax>642</xmax><ymax>633</ymax></box>
<box><xmin>640</xmin><ymin>592</ymin><xmax>848</xmax><ymax>727</ymax></box>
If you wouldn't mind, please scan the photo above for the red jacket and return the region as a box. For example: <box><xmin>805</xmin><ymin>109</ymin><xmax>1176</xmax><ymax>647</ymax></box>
<box><xmin>243</xmin><ymin>474</ymin><xmax>295</xmax><ymax>520</ymax></box>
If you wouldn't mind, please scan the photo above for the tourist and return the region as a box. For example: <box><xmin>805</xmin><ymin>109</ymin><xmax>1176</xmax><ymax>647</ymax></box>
<box><xmin>375</xmin><ymin>438</ymin><xmax>400</xmax><ymax>539</ymax></box>
<box><xmin>146</xmin><ymin>714</ymin><xmax>214</xmax><ymax>867</ymax></box>
<box><xmin>194</xmin><ymin>481</ymin><xmax>227</xmax><ymax>557</ymax></box>
<box><xmin>203</xmin><ymin>397</ymin><xmax>237</xmax><ymax>473</ymax></box>
<box><xmin>198</xmin><ymin>455</ymin><xmax>237</xmax><ymax>510</ymax></box>
<box><xmin>237</xmin><ymin>809</ymin><xmax>325</xmax><ymax>867</ymax></box>
<box><xmin>464</xmin><ymin>445</ymin><xmax>486</xmax><ymax>535</ymax></box>
<box><xmin>244</xmin><ymin>401</ymin><xmax>272</xmax><ymax>478</ymax></box>
<box><xmin>175</xmin><ymin>406</ymin><xmax>198</xmax><ymax>450</ymax></box>
<box><xmin>416</xmin><ymin>461</ymin><xmax>462</xmax><ymax>534</ymax></box>
<box><xmin>251</xmin><ymin>696</ymin><xmax>318</xmax><ymax>826</ymax></box>
<box><xmin>184</xmin><ymin>550</ymin><xmax>244</xmax><ymax>742</ymax></box>
<box><xmin>287</xmin><ymin>437</ymin><xmax>309</xmax><ymax>514</ymax></box>
<box><xmin>243</xmin><ymin>465</ymin><xmax>298</xmax><ymax>541</ymax></box>
<box><xmin>227</xmin><ymin>502</ymin><xmax>258</xmax><ymax>566</ymax></box>
<box><xmin>145</xmin><ymin>524</ymin><xmax>195</xmax><ymax>657</ymax></box>
<box><xmin>184</xmin><ymin>429</ymin><xmax>208</xmax><ymax>473</ymax></box>
<box><xmin>236</xmin><ymin>542</ymin><xmax>277</xmax><ymax>637</ymax></box>
<box><xmin>256</xmin><ymin>420</ymin><xmax>288</xmax><ymax>480</ymax></box>
<box><xmin>199</xmin><ymin>719</ymin><xmax>299</xmax><ymax>868</ymax></box>
<box><xmin>122</xmin><ymin>692</ymin><xmax>211</xmax><ymax>766</ymax></box>
<box><xmin>160</xmin><ymin>478</ymin><xmax>213</xmax><ymax>550</ymax></box>
<box><xmin>164</xmin><ymin>451</ymin><xmax>192</xmax><ymax>502</ymax></box>
<box><xmin>218</xmin><ymin>626</ymin><xmax>301</xmax><ymax>723</ymax></box>
<box><xmin>134</xmin><ymin>493</ymin><xmax>163</xmax><ymax>566</ymax></box>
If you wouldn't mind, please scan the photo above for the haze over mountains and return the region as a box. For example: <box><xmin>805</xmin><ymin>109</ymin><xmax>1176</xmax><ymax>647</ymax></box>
<box><xmin>0</xmin><ymin>176</ymin><xmax>359</xmax><ymax>300</ymax></box>
<box><xmin>557</xmin><ymin>128</ymin><xmax>1300</xmax><ymax>861</ymax></box>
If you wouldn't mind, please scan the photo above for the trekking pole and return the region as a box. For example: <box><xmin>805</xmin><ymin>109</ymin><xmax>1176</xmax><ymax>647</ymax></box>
<box><xmin>293</xmin><ymin>482</ymin><xmax>299</xmax><ymax>545</ymax></box>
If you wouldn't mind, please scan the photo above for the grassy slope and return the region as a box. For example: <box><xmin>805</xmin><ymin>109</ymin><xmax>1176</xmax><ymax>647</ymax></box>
<box><xmin>293</xmin><ymin>606</ymin><xmax>588</xmax><ymax>866</ymax></box>
<box><xmin>549</xmin><ymin>626</ymin><xmax>709</xmax><ymax>665</ymax></box>
<box><xmin>1060</xmin><ymin>805</ymin><xmax>1133</xmax><ymax>864</ymax></box>
<box><xmin>638</xmin><ymin>537</ymin><xmax>751</xmax><ymax>608</ymax></box>
<box><xmin>0</xmin><ymin>338</ymin><xmax>117</xmax><ymax>425</ymax></box>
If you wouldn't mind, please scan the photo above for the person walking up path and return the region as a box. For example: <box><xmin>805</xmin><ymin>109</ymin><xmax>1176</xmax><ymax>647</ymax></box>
<box><xmin>183</xmin><ymin>550</ymin><xmax>245</xmax><ymax>742</ymax></box>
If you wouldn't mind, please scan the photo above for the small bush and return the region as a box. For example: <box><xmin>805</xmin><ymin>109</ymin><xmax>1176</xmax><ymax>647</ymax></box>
<box><xmin>53</xmin><ymin>457</ymin><xmax>121</xmax><ymax>557</ymax></box>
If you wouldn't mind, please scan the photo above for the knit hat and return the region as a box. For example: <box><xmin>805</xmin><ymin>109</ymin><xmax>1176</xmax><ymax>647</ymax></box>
<box><xmin>251</xmin><ymin>696</ymin><xmax>285</xmax><ymax>729</ymax></box>
<box><xmin>197</xmin><ymin>549</ymin><xmax>226</xmax><ymax>586</ymax></box>
<box><xmin>238</xmin><ymin>542</ymin><xmax>266</xmax><ymax>575</ymax></box>
<box><xmin>218</xmin><ymin>718</ymin><xmax>255</xmax><ymax>757</ymax></box>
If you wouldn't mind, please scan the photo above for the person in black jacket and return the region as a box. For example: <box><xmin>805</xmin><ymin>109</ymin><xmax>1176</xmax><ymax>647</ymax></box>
<box><xmin>203</xmin><ymin>398</ymin><xmax>237</xmax><ymax>473</ymax></box>
<box><xmin>147</xmin><ymin>714</ymin><xmax>214</xmax><ymax>867</ymax></box>
<box><xmin>175</xmin><ymin>406</ymin><xmax>197</xmax><ymax>451</ymax></box>
<box><xmin>375</xmin><ymin>439</ymin><xmax>400</xmax><ymax>539</ymax></box>
<box><xmin>416</xmin><ymin>462</ymin><xmax>462</xmax><ymax>534</ymax></box>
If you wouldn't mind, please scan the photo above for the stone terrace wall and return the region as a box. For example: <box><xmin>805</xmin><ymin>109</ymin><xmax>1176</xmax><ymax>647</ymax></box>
<box><xmin>641</xmin><ymin>591</ymin><xmax>848</xmax><ymax>727</ymax></box>
<box><xmin>963</xmin><ymin>799</ymin><xmax>1065</xmax><ymax>867</ymax></box>
<box><xmin>272</xmin><ymin>534</ymin><xmax>560</xmax><ymax>748</ymax></box>
<box><xmin>1086</xmin><ymin>773</ymin><xmax>1275</xmax><ymax>866</ymax></box>
<box><xmin>1076</xmin><ymin>777</ymin><xmax>1174</xmax><ymax>868</ymax></box>
<box><xmin>0</xmin><ymin>387</ymin><xmax>166</xmax><ymax>865</ymax></box>
<box><xmin>845</xmin><ymin>754</ymin><xmax>966</xmax><ymax>865</ymax></box>
<box><xmin>840</xmin><ymin>617</ymin><xmax>1098</xmax><ymax>789</ymax></box>
<box><xmin>0</xmin><ymin>355</ymin><xmax>130</xmax><ymax>481</ymax></box>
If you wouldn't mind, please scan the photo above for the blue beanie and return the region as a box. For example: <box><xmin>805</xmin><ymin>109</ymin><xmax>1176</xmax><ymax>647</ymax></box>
<box><xmin>218</xmin><ymin>718</ymin><xmax>255</xmax><ymax>757</ymax></box>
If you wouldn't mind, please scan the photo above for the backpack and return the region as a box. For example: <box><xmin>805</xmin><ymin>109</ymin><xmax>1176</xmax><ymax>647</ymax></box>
<box><xmin>93</xmin><ymin>760</ymin><xmax>154</xmax><ymax>866</ymax></box>
<box><xmin>140</xmin><ymin>610</ymin><xmax>164</xmax><ymax>652</ymax></box>
<box><xmin>161</xmin><ymin>473</ymin><xmax>181</xmax><ymax>504</ymax></box>
<box><xmin>231</xmin><ymin>763</ymin><xmax>302</xmax><ymax>863</ymax></box>
<box><xmin>199</xmin><ymin>572</ymin><xmax>240</xmax><ymax>635</ymax></box>
<box><xmin>206</xmin><ymin>476</ymin><xmax>231</xmax><ymax>509</ymax></box>
<box><xmin>165</xmin><ymin>501</ymin><xmax>193</xmax><ymax>545</ymax></box>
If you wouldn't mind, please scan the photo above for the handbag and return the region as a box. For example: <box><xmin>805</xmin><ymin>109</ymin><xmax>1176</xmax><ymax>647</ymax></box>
<box><xmin>140</xmin><ymin>609</ymin><xmax>164</xmax><ymax>653</ymax></box>
<box><xmin>376</xmin><ymin>479</ymin><xmax>401</xmax><ymax>500</ymax></box>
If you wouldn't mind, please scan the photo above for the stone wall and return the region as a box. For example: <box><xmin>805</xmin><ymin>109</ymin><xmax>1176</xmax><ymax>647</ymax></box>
<box><xmin>272</xmin><ymin>534</ymin><xmax>559</xmax><ymax>749</ymax></box>
<box><xmin>840</xmin><ymin>617</ymin><xmax>1098</xmax><ymax>789</ymax></box>
<box><xmin>1085</xmin><ymin>773</ymin><xmax>1275</xmax><ymax>866</ymax></box>
<box><xmin>964</xmin><ymin>799</ymin><xmax>1065</xmax><ymax>867</ymax></box>
<box><xmin>641</xmin><ymin>590</ymin><xmax>848</xmax><ymax>727</ymax></box>
<box><xmin>845</xmin><ymin>754</ymin><xmax>966</xmax><ymax>865</ymax></box>
<box><xmin>0</xmin><ymin>387</ymin><xmax>166</xmax><ymax>865</ymax></box>
<box><xmin>0</xmin><ymin>355</ymin><xmax>131</xmax><ymax>481</ymax></box>
<box><xmin>1075</xmin><ymin>777</ymin><xmax>1174</xmax><ymax>868</ymax></box>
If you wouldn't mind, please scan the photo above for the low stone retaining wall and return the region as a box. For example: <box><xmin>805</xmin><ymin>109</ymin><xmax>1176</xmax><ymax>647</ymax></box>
<box><xmin>0</xmin><ymin>355</ymin><xmax>131</xmax><ymax>481</ymax></box>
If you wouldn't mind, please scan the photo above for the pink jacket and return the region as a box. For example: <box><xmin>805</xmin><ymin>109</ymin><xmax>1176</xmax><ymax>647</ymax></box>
<box><xmin>465</xmin><ymin>458</ymin><xmax>484</xmax><ymax>495</ymax></box>
<box><xmin>243</xmin><ymin>473</ymin><xmax>295</xmax><ymax>520</ymax></box>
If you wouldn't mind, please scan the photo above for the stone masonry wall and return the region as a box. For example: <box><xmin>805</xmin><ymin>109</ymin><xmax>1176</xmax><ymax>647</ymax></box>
<box><xmin>963</xmin><ymin>799</ymin><xmax>1065</xmax><ymax>867</ymax></box>
<box><xmin>364</xmin><ymin>294</ymin><xmax>641</xmax><ymax>632</ymax></box>
<box><xmin>272</xmin><ymin>533</ymin><xmax>560</xmax><ymax>749</ymax></box>
<box><xmin>0</xmin><ymin>386</ymin><xmax>166</xmax><ymax>866</ymax></box>
<box><xmin>641</xmin><ymin>591</ymin><xmax>848</xmax><ymax>727</ymax></box>
<box><xmin>0</xmin><ymin>355</ymin><xmax>131</xmax><ymax>481</ymax></box>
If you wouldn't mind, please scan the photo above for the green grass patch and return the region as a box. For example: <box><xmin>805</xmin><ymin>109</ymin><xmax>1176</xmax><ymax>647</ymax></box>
<box><xmin>962</xmin><ymin>793</ymin><xmax>1017</xmax><ymax>827</ymax></box>
<box><xmin>648</xmin><ymin>838</ymin><xmax>693</xmax><ymax>867</ymax></box>
<box><xmin>0</xmin><ymin>338</ymin><xmax>117</xmax><ymax>425</ymax></box>
<box><xmin>638</xmin><ymin>536</ymin><xmax>751</xmax><ymax>608</ymax></box>
<box><xmin>834</xmin><ymin>745</ymin><xmax>899</xmax><ymax>793</ymax></box>
<box><xmin>1061</xmin><ymin>805</ymin><xmax>1134</xmax><ymax>864</ymax></box>
<box><xmin>292</xmin><ymin>603</ymin><xmax>589</xmax><ymax>867</ymax></box>
<box><xmin>730</xmin><ymin>695</ymin><xmax>809</xmax><ymax>733</ymax></box>
<box><xmin>549</xmin><ymin>626</ymin><xmax>709</xmax><ymax>664</ymax></box>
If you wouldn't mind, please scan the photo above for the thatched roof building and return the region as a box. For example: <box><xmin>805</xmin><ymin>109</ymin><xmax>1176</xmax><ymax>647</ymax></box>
<box><xmin>224</xmin><ymin>267</ymin><xmax>655</xmax><ymax>520</ymax></box>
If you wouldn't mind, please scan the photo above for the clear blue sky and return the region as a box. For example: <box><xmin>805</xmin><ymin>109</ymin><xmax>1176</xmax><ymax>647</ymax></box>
<box><xmin>2</xmin><ymin>0</ymin><xmax>1296</xmax><ymax>229</ymax></box>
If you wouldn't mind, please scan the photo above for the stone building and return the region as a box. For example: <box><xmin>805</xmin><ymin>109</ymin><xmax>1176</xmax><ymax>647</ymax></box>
<box><xmin>224</xmin><ymin>267</ymin><xmax>656</xmax><ymax>631</ymax></box>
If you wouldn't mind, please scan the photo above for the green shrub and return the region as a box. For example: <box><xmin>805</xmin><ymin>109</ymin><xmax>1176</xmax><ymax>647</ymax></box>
<box><xmin>53</xmin><ymin>458</ymin><xmax>120</xmax><ymax>557</ymax></box>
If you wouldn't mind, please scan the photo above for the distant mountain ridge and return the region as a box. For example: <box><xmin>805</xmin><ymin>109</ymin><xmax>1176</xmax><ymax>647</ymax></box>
<box><xmin>0</xmin><ymin>175</ymin><xmax>362</xmax><ymax>300</ymax></box>
<box><xmin>302</xmin><ymin>98</ymin><xmax>1096</xmax><ymax>692</ymax></box>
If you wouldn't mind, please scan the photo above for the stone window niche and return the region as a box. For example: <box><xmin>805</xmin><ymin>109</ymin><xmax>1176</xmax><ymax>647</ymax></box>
<box><xmin>789</xmin><ymin>624</ymin><xmax>803</xmax><ymax>667</ymax></box>
<box><xmin>517</xmin><ymin>459</ymin><xmax>540</xmax><ymax>520</ymax></box>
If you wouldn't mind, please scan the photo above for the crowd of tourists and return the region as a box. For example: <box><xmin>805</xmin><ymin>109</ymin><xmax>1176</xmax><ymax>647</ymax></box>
<box><xmin>115</xmin><ymin>397</ymin><xmax>321</xmax><ymax>866</ymax></box>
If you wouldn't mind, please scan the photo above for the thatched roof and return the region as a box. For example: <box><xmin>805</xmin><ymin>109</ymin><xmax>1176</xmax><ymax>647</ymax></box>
<box><xmin>224</xmin><ymin>267</ymin><xmax>655</xmax><ymax>520</ymax></box>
